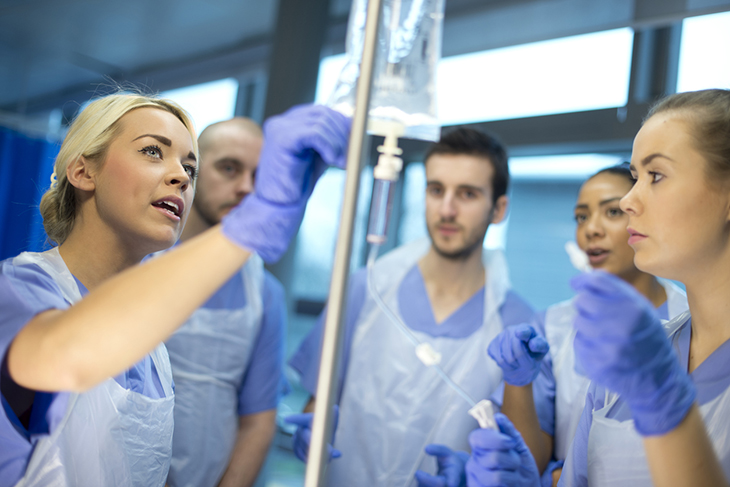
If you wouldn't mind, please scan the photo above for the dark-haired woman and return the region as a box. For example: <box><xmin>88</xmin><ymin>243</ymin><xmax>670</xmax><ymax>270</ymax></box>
<box><xmin>487</xmin><ymin>164</ymin><xmax>688</xmax><ymax>486</ymax></box>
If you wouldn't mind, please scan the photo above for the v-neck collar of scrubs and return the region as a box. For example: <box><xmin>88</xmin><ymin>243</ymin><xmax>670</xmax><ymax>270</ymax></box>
<box><xmin>676</xmin><ymin>318</ymin><xmax>730</xmax><ymax>404</ymax></box>
<box><xmin>397</xmin><ymin>265</ymin><xmax>485</xmax><ymax>339</ymax></box>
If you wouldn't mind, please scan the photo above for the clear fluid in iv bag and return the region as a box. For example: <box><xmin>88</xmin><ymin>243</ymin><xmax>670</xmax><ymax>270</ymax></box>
<box><xmin>327</xmin><ymin>0</ymin><xmax>445</xmax><ymax>142</ymax></box>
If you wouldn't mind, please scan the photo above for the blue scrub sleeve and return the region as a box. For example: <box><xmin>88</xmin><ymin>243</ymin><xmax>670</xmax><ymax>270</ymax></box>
<box><xmin>541</xmin><ymin>459</ymin><xmax>564</xmax><ymax>487</ymax></box>
<box><xmin>237</xmin><ymin>272</ymin><xmax>289</xmax><ymax>416</ymax></box>
<box><xmin>0</xmin><ymin>264</ymin><xmax>71</xmax><ymax>487</ymax></box>
<box><xmin>287</xmin><ymin>268</ymin><xmax>368</xmax><ymax>400</ymax></box>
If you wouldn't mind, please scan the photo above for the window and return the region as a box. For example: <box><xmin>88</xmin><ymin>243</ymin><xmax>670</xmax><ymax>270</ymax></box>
<box><xmin>161</xmin><ymin>78</ymin><xmax>239</xmax><ymax>134</ymax></box>
<box><xmin>317</xmin><ymin>29</ymin><xmax>634</xmax><ymax>124</ymax></box>
<box><xmin>509</xmin><ymin>154</ymin><xmax>624</xmax><ymax>181</ymax></box>
<box><xmin>437</xmin><ymin>29</ymin><xmax>634</xmax><ymax>124</ymax></box>
<box><xmin>315</xmin><ymin>54</ymin><xmax>348</xmax><ymax>105</ymax></box>
<box><xmin>677</xmin><ymin>11</ymin><xmax>730</xmax><ymax>92</ymax></box>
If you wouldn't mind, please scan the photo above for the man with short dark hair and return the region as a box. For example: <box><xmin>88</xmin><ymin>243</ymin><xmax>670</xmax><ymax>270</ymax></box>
<box><xmin>288</xmin><ymin>128</ymin><xmax>535</xmax><ymax>487</ymax></box>
<box><xmin>165</xmin><ymin>118</ymin><xmax>287</xmax><ymax>487</ymax></box>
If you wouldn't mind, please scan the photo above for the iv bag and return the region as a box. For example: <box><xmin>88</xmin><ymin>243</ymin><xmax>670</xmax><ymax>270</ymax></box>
<box><xmin>327</xmin><ymin>0</ymin><xmax>444</xmax><ymax>142</ymax></box>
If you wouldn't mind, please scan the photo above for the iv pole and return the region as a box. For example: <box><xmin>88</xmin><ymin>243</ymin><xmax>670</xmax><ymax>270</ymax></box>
<box><xmin>304</xmin><ymin>0</ymin><xmax>384</xmax><ymax>485</ymax></box>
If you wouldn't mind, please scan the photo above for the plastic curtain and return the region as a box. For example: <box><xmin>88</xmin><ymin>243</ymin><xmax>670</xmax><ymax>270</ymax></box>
<box><xmin>0</xmin><ymin>127</ymin><xmax>59</xmax><ymax>260</ymax></box>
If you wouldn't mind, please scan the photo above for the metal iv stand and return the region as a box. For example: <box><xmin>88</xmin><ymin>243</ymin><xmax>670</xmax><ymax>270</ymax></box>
<box><xmin>304</xmin><ymin>0</ymin><xmax>384</xmax><ymax>486</ymax></box>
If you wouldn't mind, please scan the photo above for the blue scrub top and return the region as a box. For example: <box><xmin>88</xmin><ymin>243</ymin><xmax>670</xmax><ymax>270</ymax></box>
<box><xmin>191</xmin><ymin>269</ymin><xmax>288</xmax><ymax>415</ymax></box>
<box><xmin>288</xmin><ymin>264</ymin><xmax>535</xmax><ymax>402</ymax></box>
<box><xmin>0</xmin><ymin>257</ymin><xmax>167</xmax><ymax>487</ymax></box>
<box><xmin>558</xmin><ymin>316</ymin><xmax>730</xmax><ymax>486</ymax></box>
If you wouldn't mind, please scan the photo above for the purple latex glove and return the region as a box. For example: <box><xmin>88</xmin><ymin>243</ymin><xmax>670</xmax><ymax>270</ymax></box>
<box><xmin>415</xmin><ymin>444</ymin><xmax>469</xmax><ymax>487</ymax></box>
<box><xmin>487</xmin><ymin>324</ymin><xmax>549</xmax><ymax>386</ymax></box>
<box><xmin>284</xmin><ymin>404</ymin><xmax>341</xmax><ymax>463</ymax></box>
<box><xmin>222</xmin><ymin>104</ymin><xmax>351</xmax><ymax>263</ymax></box>
<box><xmin>466</xmin><ymin>413</ymin><xmax>540</xmax><ymax>487</ymax></box>
<box><xmin>571</xmin><ymin>271</ymin><xmax>696</xmax><ymax>435</ymax></box>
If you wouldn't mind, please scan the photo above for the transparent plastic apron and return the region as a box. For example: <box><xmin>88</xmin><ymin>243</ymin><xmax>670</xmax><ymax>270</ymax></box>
<box><xmin>328</xmin><ymin>238</ymin><xmax>509</xmax><ymax>487</ymax></box>
<box><xmin>546</xmin><ymin>299</ymin><xmax>587</xmax><ymax>461</ymax></box>
<box><xmin>586</xmin><ymin>311</ymin><xmax>730</xmax><ymax>486</ymax></box>
<box><xmin>11</xmin><ymin>248</ymin><xmax>175</xmax><ymax>487</ymax></box>
<box><xmin>549</xmin><ymin>281</ymin><xmax>688</xmax><ymax>460</ymax></box>
<box><xmin>166</xmin><ymin>255</ymin><xmax>264</xmax><ymax>487</ymax></box>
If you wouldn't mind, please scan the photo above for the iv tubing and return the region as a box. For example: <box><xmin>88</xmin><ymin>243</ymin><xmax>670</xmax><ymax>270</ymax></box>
<box><xmin>366</xmin><ymin>244</ymin><xmax>478</xmax><ymax>408</ymax></box>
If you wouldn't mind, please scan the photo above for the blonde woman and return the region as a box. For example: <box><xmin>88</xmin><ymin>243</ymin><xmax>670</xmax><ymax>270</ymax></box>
<box><xmin>0</xmin><ymin>94</ymin><xmax>349</xmax><ymax>486</ymax></box>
